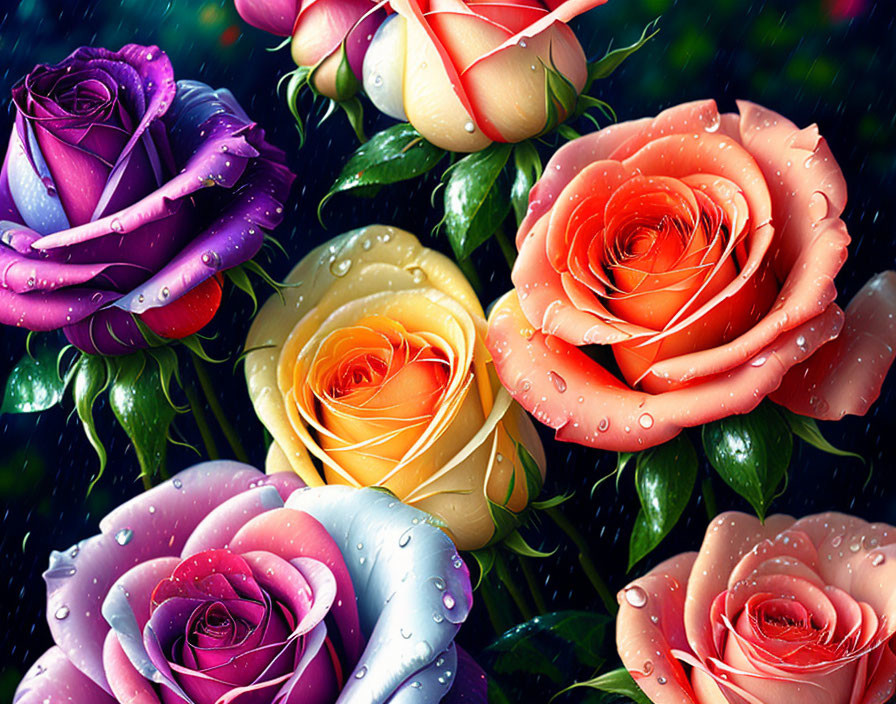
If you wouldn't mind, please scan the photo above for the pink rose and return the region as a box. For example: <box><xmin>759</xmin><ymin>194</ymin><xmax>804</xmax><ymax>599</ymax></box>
<box><xmin>616</xmin><ymin>511</ymin><xmax>896</xmax><ymax>704</ymax></box>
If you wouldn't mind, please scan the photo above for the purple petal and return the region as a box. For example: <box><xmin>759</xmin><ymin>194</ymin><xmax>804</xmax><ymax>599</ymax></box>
<box><xmin>5</xmin><ymin>125</ymin><xmax>70</xmax><ymax>234</ymax></box>
<box><xmin>234</xmin><ymin>0</ymin><xmax>300</xmax><ymax>36</ymax></box>
<box><xmin>345</xmin><ymin>8</ymin><xmax>387</xmax><ymax>81</ymax></box>
<box><xmin>13</xmin><ymin>646</ymin><xmax>117</xmax><ymax>704</ymax></box>
<box><xmin>0</xmin><ymin>137</ymin><xmax>25</xmax><ymax>223</ymax></box>
<box><xmin>441</xmin><ymin>647</ymin><xmax>488</xmax><ymax>704</ymax></box>
<box><xmin>63</xmin><ymin>305</ymin><xmax>147</xmax><ymax>355</ymax></box>
<box><xmin>0</xmin><ymin>243</ymin><xmax>128</xmax><ymax>293</ymax></box>
<box><xmin>0</xmin><ymin>283</ymin><xmax>120</xmax><ymax>331</ymax></box>
<box><xmin>180</xmin><ymin>485</ymin><xmax>286</xmax><ymax>557</ymax></box>
<box><xmin>284</xmin><ymin>486</ymin><xmax>475</xmax><ymax>703</ymax></box>
<box><xmin>44</xmin><ymin>461</ymin><xmax>266</xmax><ymax>693</ymax></box>
<box><xmin>103</xmin><ymin>630</ymin><xmax>163</xmax><ymax>704</ymax></box>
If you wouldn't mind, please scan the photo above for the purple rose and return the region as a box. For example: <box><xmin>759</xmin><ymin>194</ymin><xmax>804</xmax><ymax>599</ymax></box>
<box><xmin>0</xmin><ymin>44</ymin><xmax>294</xmax><ymax>354</ymax></box>
<box><xmin>13</xmin><ymin>461</ymin><xmax>487</xmax><ymax>704</ymax></box>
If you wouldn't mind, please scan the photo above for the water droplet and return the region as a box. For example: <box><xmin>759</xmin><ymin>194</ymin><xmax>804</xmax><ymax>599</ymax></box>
<box><xmin>452</xmin><ymin>557</ymin><xmax>463</xmax><ymax>569</ymax></box>
<box><xmin>201</xmin><ymin>251</ymin><xmax>221</xmax><ymax>267</ymax></box>
<box><xmin>137</xmin><ymin>294</ymin><xmax>145</xmax><ymax>304</ymax></box>
<box><xmin>46</xmin><ymin>566</ymin><xmax>76</xmax><ymax>579</ymax></box>
<box><xmin>145</xmin><ymin>52</ymin><xmax>154</xmax><ymax>60</ymax></box>
<box><xmin>361</xmin><ymin>238</ymin><xmax>373</xmax><ymax>251</ymax></box>
<box><xmin>433</xmin><ymin>612</ymin><xmax>444</xmax><ymax>623</ymax></box>
<box><xmin>54</xmin><ymin>606</ymin><xmax>70</xmax><ymax>620</ymax></box>
<box><xmin>548</xmin><ymin>370</ymin><xmax>567</xmax><ymax>393</ymax></box>
<box><xmin>704</xmin><ymin>114</ymin><xmax>721</xmax><ymax>132</ymax></box>
<box><xmin>597</xmin><ymin>417</ymin><xmax>610</xmax><ymax>432</ymax></box>
<box><xmin>642</xmin><ymin>661</ymin><xmax>654</xmax><ymax>675</ymax></box>
<box><xmin>401</xmin><ymin>628</ymin><xmax>413</xmax><ymax>639</ymax></box>
<box><xmin>114</xmin><ymin>528</ymin><xmax>134</xmax><ymax>546</ymax></box>
<box><xmin>409</xmin><ymin>267</ymin><xmax>426</xmax><ymax>284</ymax></box>
<box><xmin>848</xmin><ymin>541</ymin><xmax>861</xmax><ymax>553</ymax></box>
<box><xmin>110</xmin><ymin>218</ymin><xmax>123</xmax><ymax>233</ymax></box>
<box><xmin>354</xmin><ymin>666</ymin><xmax>368</xmax><ymax>679</ymax></box>
<box><xmin>463</xmin><ymin>121</ymin><xmax>475</xmax><ymax>133</ymax></box>
<box><xmin>330</xmin><ymin>258</ymin><xmax>352</xmax><ymax>277</ymax></box>
<box><xmin>871</xmin><ymin>552</ymin><xmax>885</xmax><ymax>567</ymax></box>
<box><xmin>410</xmin><ymin>681</ymin><xmax>422</xmax><ymax>689</ymax></box>
<box><xmin>442</xmin><ymin>592</ymin><xmax>456</xmax><ymax>609</ymax></box>
<box><xmin>624</xmin><ymin>585</ymin><xmax>648</xmax><ymax>608</ymax></box>
<box><xmin>373</xmin><ymin>74</ymin><xmax>383</xmax><ymax>87</ymax></box>
<box><xmin>433</xmin><ymin>578</ymin><xmax>446</xmax><ymax>591</ymax></box>
<box><xmin>172</xmin><ymin>477</ymin><xmax>183</xmax><ymax>489</ymax></box>
<box><xmin>398</xmin><ymin>531</ymin><xmax>412</xmax><ymax>547</ymax></box>
<box><xmin>750</xmin><ymin>355</ymin><xmax>767</xmax><ymax>367</ymax></box>
<box><xmin>638</xmin><ymin>413</ymin><xmax>654</xmax><ymax>429</ymax></box>
<box><xmin>518</xmin><ymin>39</ymin><xmax>527</xmax><ymax>47</ymax></box>
<box><xmin>69</xmin><ymin>547</ymin><xmax>79</xmax><ymax>558</ymax></box>
<box><xmin>795</xmin><ymin>335</ymin><xmax>808</xmax><ymax>351</ymax></box>
<box><xmin>657</xmin><ymin>676</ymin><xmax>668</xmax><ymax>685</ymax></box>
<box><xmin>26</xmin><ymin>276</ymin><xmax>35</xmax><ymax>288</ymax></box>
<box><xmin>831</xmin><ymin>534</ymin><xmax>843</xmax><ymax>548</ymax></box>
<box><xmin>159</xmin><ymin>287</ymin><xmax>170</xmax><ymax>300</ymax></box>
<box><xmin>148</xmin><ymin>506</ymin><xmax>156</xmax><ymax>514</ymax></box>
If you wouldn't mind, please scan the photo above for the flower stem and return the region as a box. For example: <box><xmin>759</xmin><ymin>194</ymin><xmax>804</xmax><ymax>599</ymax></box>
<box><xmin>518</xmin><ymin>554</ymin><xmax>547</xmax><ymax>614</ymax></box>
<box><xmin>701</xmin><ymin>476</ymin><xmax>718</xmax><ymax>521</ymax></box>
<box><xmin>184</xmin><ymin>381</ymin><xmax>220</xmax><ymax>460</ymax></box>
<box><xmin>495</xmin><ymin>550</ymin><xmax>533</xmax><ymax>621</ymax></box>
<box><xmin>457</xmin><ymin>257</ymin><xmax>483</xmax><ymax>295</ymax></box>
<box><xmin>494</xmin><ymin>225</ymin><xmax>517</xmax><ymax>270</ymax></box>
<box><xmin>480</xmin><ymin>573</ymin><xmax>511</xmax><ymax>636</ymax></box>
<box><xmin>140</xmin><ymin>471</ymin><xmax>153</xmax><ymax>492</ymax></box>
<box><xmin>545</xmin><ymin>505</ymin><xmax>617</xmax><ymax>615</ymax></box>
<box><xmin>189</xmin><ymin>352</ymin><xmax>249</xmax><ymax>463</ymax></box>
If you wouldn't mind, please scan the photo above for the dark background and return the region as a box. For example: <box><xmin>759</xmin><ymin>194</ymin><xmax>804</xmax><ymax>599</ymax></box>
<box><xmin>1</xmin><ymin>0</ymin><xmax>894</xmax><ymax>700</ymax></box>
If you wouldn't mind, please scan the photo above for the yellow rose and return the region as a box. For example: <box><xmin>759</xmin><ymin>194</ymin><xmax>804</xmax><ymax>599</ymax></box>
<box><xmin>244</xmin><ymin>226</ymin><xmax>546</xmax><ymax>549</ymax></box>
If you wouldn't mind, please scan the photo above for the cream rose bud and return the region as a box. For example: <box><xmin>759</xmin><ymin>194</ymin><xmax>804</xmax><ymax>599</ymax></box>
<box><xmin>371</xmin><ymin>0</ymin><xmax>607</xmax><ymax>152</ymax></box>
<box><xmin>244</xmin><ymin>226</ymin><xmax>546</xmax><ymax>551</ymax></box>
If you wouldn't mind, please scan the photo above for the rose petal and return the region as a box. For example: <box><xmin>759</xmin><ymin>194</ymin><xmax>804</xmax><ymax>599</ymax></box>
<box><xmin>285</xmin><ymin>485</ymin><xmax>474</xmax><ymax>702</ymax></box>
<box><xmin>772</xmin><ymin>271</ymin><xmax>896</xmax><ymax>420</ymax></box>
<box><xmin>13</xmin><ymin>646</ymin><xmax>117</xmax><ymax>704</ymax></box>
<box><xmin>234</xmin><ymin>0</ymin><xmax>300</xmax><ymax>36</ymax></box>
<box><xmin>103</xmin><ymin>631</ymin><xmax>162</xmax><ymax>704</ymax></box>
<box><xmin>616</xmin><ymin>552</ymin><xmax>699</xmax><ymax>704</ymax></box>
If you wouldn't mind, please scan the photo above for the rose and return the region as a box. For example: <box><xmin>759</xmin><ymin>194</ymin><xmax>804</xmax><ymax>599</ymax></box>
<box><xmin>13</xmin><ymin>461</ymin><xmax>486</xmax><ymax>704</ymax></box>
<box><xmin>615</xmin><ymin>510</ymin><xmax>896</xmax><ymax>704</ymax></box>
<box><xmin>244</xmin><ymin>225</ymin><xmax>546</xmax><ymax>551</ymax></box>
<box><xmin>234</xmin><ymin>0</ymin><xmax>385</xmax><ymax>101</ymax></box>
<box><xmin>360</xmin><ymin>0</ymin><xmax>607</xmax><ymax>152</ymax></box>
<box><xmin>0</xmin><ymin>44</ymin><xmax>293</xmax><ymax>355</ymax></box>
<box><xmin>486</xmin><ymin>99</ymin><xmax>896</xmax><ymax>451</ymax></box>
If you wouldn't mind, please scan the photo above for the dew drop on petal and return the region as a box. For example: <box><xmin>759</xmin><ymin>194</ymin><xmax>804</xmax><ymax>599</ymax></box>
<box><xmin>54</xmin><ymin>606</ymin><xmax>70</xmax><ymax>620</ymax></box>
<box><xmin>624</xmin><ymin>585</ymin><xmax>648</xmax><ymax>608</ymax></box>
<box><xmin>114</xmin><ymin>528</ymin><xmax>134</xmax><ymax>546</ymax></box>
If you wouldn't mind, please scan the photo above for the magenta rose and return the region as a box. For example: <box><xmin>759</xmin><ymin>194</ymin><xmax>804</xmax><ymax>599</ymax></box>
<box><xmin>0</xmin><ymin>45</ymin><xmax>293</xmax><ymax>354</ymax></box>
<box><xmin>13</xmin><ymin>462</ymin><xmax>485</xmax><ymax>703</ymax></box>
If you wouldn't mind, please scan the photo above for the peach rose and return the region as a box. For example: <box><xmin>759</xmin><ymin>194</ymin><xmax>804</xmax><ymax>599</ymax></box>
<box><xmin>487</xmin><ymin>99</ymin><xmax>896</xmax><ymax>452</ymax></box>
<box><xmin>361</xmin><ymin>0</ymin><xmax>608</xmax><ymax>152</ymax></box>
<box><xmin>244</xmin><ymin>225</ymin><xmax>545</xmax><ymax>550</ymax></box>
<box><xmin>616</xmin><ymin>511</ymin><xmax>896</xmax><ymax>704</ymax></box>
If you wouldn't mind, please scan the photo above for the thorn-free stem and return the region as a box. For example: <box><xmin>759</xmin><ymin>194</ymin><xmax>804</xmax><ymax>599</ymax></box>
<box><xmin>189</xmin><ymin>351</ymin><xmax>249</xmax><ymax>463</ymax></box>
<box><xmin>495</xmin><ymin>550</ymin><xmax>533</xmax><ymax>621</ymax></box>
<box><xmin>701</xmin><ymin>475</ymin><xmax>718</xmax><ymax>521</ymax></box>
<box><xmin>494</xmin><ymin>224</ymin><xmax>517</xmax><ymax>270</ymax></box>
<box><xmin>518</xmin><ymin>554</ymin><xmax>548</xmax><ymax>614</ymax></box>
<box><xmin>481</xmin><ymin>573</ymin><xmax>512</xmax><ymax>636</ymax></box>
<box><xmin>544</xmin><ymin>505</ymin><xmax>617</xmax><ymax>615</ymax></box>
<box><xmin>184</xmin><ymin>381</ymin><xmax>220</xmax><ymax>460</ymax></box>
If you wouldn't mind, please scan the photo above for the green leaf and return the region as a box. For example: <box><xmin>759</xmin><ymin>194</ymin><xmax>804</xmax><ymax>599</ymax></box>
<box><xmin>440</xmin><ymin>143</ymin><xmax>513</xmax><ymax>260</ymax></box>
<box><xmin>531</xmin><ymin>492</ymin><xmax>573</xmax><ymax>510</ymax></box>
<box><xmin>587</xmin><ymin>19</ymin><xmax>660</xmax><ymax>88</ymax></box>
<box><xmin>510</xmin><ymin>141</ymin><xmax>542</xmax><ymax>226</ymax></box>
<box><xmin>628</xmin><ymin>435</ymin><xmax>697</xmax><ymax>570</ymax></box>
<box><xmin>780</xmin><ymin>407</ymin><xmax>864</xmax><ymax>462</ymax></box>
<box><xmin>486</xmin><ymin>499</ymin><xmax>523</xmax><ymax>547</ymax></box>
<box><xmin>702</xmin><ymin>402</ymin><xmax>792</xmax><ymax>520</ymax></box>
<box><xmin>108</xmin><ymin>353</ymin><xmax>177</xmax><ymax>482</ymax></box>
<box><xmin>321</xmin><ymin>123</ymin><xmax>445</xmax><ymax>215</ymax></box>
<box><xmin>146</xmin><ymin>346</ymin><xmax>185</xmax><ymax>412</ymax></box>
<box><xmin>224</xmin><ymin>266</ymin><xmax>258</xmax><ymax>314</ymax></box>
<box><xmin>557</xmin><ymin>667</ymin><xmax>651</xmax><ymax>704</ymax></box>
<box><xmin>2</xmin><ymin>347</ymin><xmax>67</xmax><ymax>414</ymax></box>
<box><xmin>72</xmin><ymin>355</ymin><xmax>110</xmax><ymax>493</ymax></box>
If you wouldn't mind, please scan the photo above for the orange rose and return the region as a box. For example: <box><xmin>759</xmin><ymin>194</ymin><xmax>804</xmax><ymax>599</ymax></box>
<box><xmin>361</xmin><ymin>0</ymin><xmax>608</xmax><ymax>152</ymax></box>
<box><xmin>244</xmin><ymin>226</ymin><xmax>545</xmax><ymax>550</ymax></box>
<box><xmin>616</xmin><ymin>511</ymin><xmax>896</xmax><ymax>704</ymax></box>
<box><xmin>487</xmin><ymin>100</ymin><xmax>896</xmax><ymax>451</ymax></box>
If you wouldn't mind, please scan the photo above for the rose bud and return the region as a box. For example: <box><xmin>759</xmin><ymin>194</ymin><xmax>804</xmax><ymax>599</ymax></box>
<box><xmin>0</xmin><ymin>44</ymin><xmax>293</xmax><ymax>355</ymax></box>
<box><xmin>362</xmin><ymin>0</ymin><xmax>609</xmax><ymax>152</ymax></box>
<box><xmin>235</xmin><ymin>0</ymin><xmax>386</xmax><ymax>101</ymax></box>
<box><xmin>244</xmin><ymin>226</ymin><xmax>547</xmax><ymax>551</ymax></box>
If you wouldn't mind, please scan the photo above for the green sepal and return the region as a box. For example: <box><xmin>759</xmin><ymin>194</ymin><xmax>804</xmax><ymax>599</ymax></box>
<box><xmin>283</xmin><ymin>67</ymin><xmax>312</xmax><ymax>148</ymax></box>
<box><xmin>590</xmin><ymin>451</ymin><xmax>634</xmax><ymax>498</ymax></box>
<box><xmin>2</xmin><ymin>346</ymin><xmax>69</xmax><ymax>414</ymax></box>
<box><xmin>530</xmin><ymin>492</ymin><xmax>573</xmax><ymax>510</ymax></box>
<box><xmin>485</xmin><ymin>498</ymin><xmax>523</xmax><ymax>548</ymax></box>
<box><xmin>146</xmin><ymin>346</ymin><xmax>187</xmax><ymax>412</ymax></box>
<box><xmin>437</xmin><ymin>142</ymin><xmax>513</xmax><ymax>260</ymax></box>
<box><xmin>469</xmin><ymin>546</ymin><xmax>497</xmax><ymax>589</ymax></box>
<box><xmin>542</xmin><ymin>59</ymin><xmax>578</xmax><ymax>135</ymax></box>
<box><xmin>702</xmin><ymin>402</ymin><xmax>792</xmax><ymax>520</ymax></box>
<box><xmin>320</xmin><ymin>123</ymin><xmax>445</xmax><ymax>219</ymax></box>
<box><xmin>310</xmin><ymin>42</ymin><xmax>360</xmax><ymax>103</ymax></box>
<box><xmin>108</xmin><ymin>353</ymin><xmax>177</xmax><ymax>483</ymax></box>
<box><xmin>780</xmin><ymin>407</ymin><xmax>864</xmax><ymax>462</ymax></box>
<box><xmin>628</xmin><ymin>434</ymin><xmax>697</xmax><ymax>570</ymax></box>
<box><xmin>510</xmin><ymin>140</ymin><xmax>542</xmax><ymax>226</ymax></box>
<box><xmin>586</xmin><ymin>18</ymin><xmax>661</xmax><ymax>90</ymax></box>
<box><xmin>555</xmin><ymin>667</ymin><xmax>651</xmax><ymax>704</ymax></box>
<box><xmin>267</xmin><ymin>37</ymin><xmax>291</xmax><ymax>52</ymax></box>
<box><xmin>71</xmin><ymin>354</ymin><xmax>111</xmax><ymax>494</ymax></box>
<box><xmin>180</xmin><ymin>334</ymin><xmax>227</xmax><ymax>364</ymax></box>
<box><xmin>224</xmin><ymin>266</ymin><xmax>258</xmax><ymax>315</ymax></box>
<box><xmin>502</xmin><ymin>529</ymin><xmax>555</xmax><ymax>559</ymax></box>
<box><xmin>517</xmin><ymin>441</ymin><xmax>544</xmax><ymax>502</ymax></box>
<box><xmin>338</xmin><ymin>97</ymin><xmax>366</xmax><ymax>143</ymax></box>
